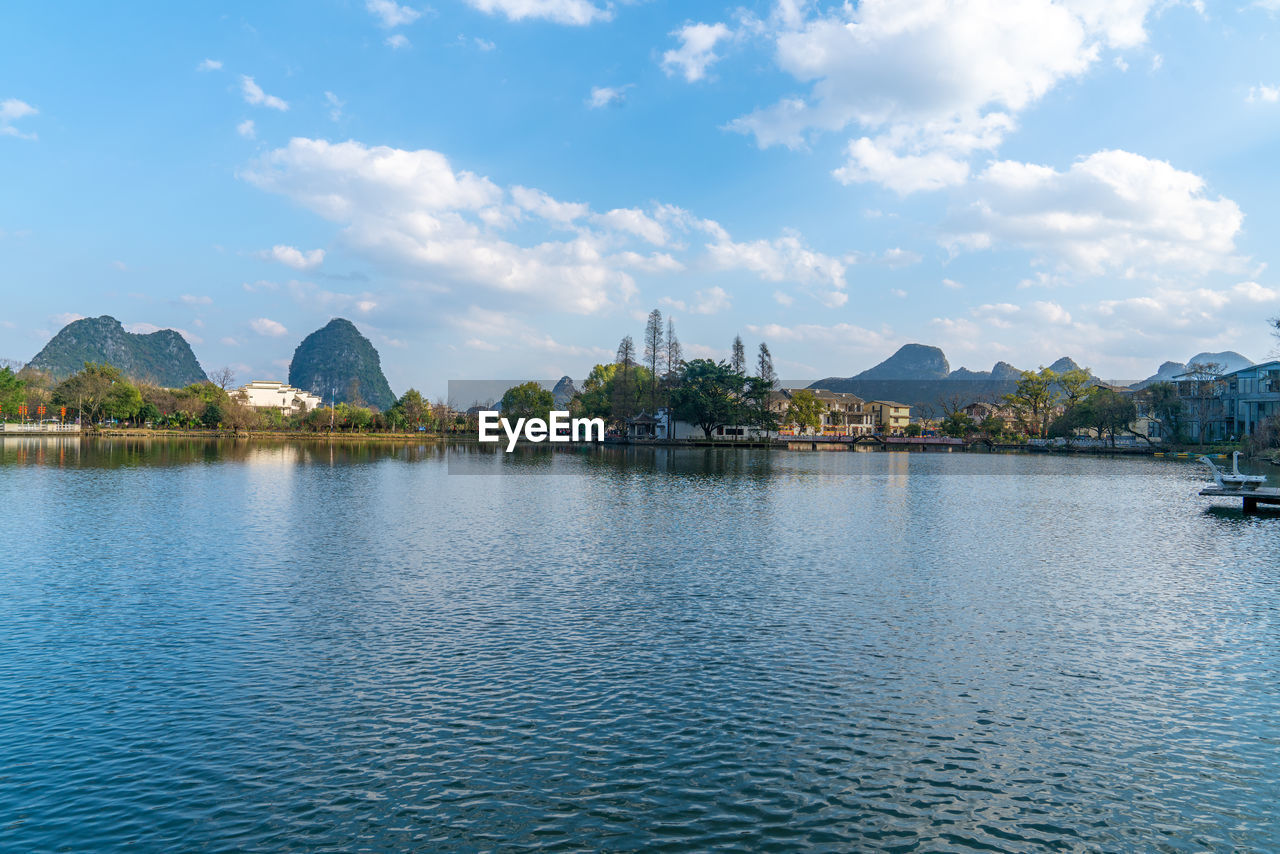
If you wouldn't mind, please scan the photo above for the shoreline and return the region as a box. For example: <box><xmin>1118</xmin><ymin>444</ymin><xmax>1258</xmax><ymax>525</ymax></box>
<box><xmin>51</xmin><ymin>429</ymin><xmax>1272</xmax><ymax>459</ymax></box>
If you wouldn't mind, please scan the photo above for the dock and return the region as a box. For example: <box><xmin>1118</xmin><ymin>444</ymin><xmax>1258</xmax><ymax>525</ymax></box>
<box><xmin>1199</xmin><ymin>486</ymin><xmax>1280</xmax><ymax>513</ymax></box>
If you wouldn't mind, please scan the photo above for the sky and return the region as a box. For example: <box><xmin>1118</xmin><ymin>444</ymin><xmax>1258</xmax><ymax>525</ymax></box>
<box><xmin>3</xmin><ymin>0</ymin><xmax>1280</xmax><ymax>395</ymax></box>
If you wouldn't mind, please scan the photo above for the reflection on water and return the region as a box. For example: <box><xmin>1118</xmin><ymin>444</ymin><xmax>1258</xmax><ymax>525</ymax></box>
<box><xmin>1</xmin><ymin>439</ymin><xmax>1278</xmax><ymax>852</ymax></box>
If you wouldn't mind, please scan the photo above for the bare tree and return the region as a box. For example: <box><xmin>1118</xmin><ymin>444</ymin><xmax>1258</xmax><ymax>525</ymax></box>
<box><xmin>730</xmin><ymin>335</ymin><xmax>746</xmax><ymax>374</ymax></box>
<box><xmin>1183</xmin><ymin>361</ymin><xmax>1224</xmax><ymax>445</ymax></box>
<box><xmin>210</xmin><ymin>366</ymin><xmax>237</xmax><ymax>390</ymax></box>
<box><xmin>613</xmin><ymin>335</ymin><xmax>638</xmax><ymax>420</ymax></box>
<box><xmin>757</xmin><ymin>342</ymin><xmax>775</xmax><ymax>384</ymax></box>
<box><xmin>665</xmin><ymin>319</ymin><xmax>682</xmax><ymax>379</ymax></box>
<box><xmin>643</xmin><ymin>309</ymin><xmax>665</xmax><ymax>412</ymax></box>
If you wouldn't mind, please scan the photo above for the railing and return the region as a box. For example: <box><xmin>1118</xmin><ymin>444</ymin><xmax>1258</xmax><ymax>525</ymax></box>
<box><xmin>0</xmin><ymin>422</ymin><xmax>82</xmax><ymax>433</ymax></box>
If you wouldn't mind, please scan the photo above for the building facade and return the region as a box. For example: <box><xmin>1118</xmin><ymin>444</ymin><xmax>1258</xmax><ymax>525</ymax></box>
<box><xmin>234</xmin><ymin>380</ymin><xmax>323</xmax><ymax>414</ymax></box>
<box><xmin>865</xmin><ymin>400</ymin><xmax>912</xmax><ymax>435</ymax></box>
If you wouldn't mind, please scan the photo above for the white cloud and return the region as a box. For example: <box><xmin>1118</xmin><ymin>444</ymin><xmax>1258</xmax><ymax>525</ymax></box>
<box><xmin>1247</xmin><ymin>84</ymin><xmax>1280</xmax><ymax>103</ymax></box>
<box><xmin>890</xmin><ymin>288</ymin><xmax>908</xmax><ymax>298</ymax></box>
<box><xmin>587</xmin><ymin>85</ymin><xmax>629</xmax><ymax>109</ymax></box>
<box><xmin>662</xmin><ymin>22</ymin><xmax>731</xmax><ymax>82</ymax></box>
<box><xmin>453</xmin><ymin>307</ymin><xmax>612</xmax><ymax>358</ymax></box>
<box><xmin>220</xmin><ymin>336</ymin><xmax>240</xmax><ymax>346</ymax></box>
<box><xmin>942</xmin><ymin>278</ymin><xmax>964</xmax><ymax>289</ymax></box>
<box><xmin>593</xmin><ymin>208</ymin><xmax>667</xmax><ymax>245</ymax></box>
<box><xmin>705</xmin><ymin>229</ymin><xmax>848</xmax><ymax>306</ymax></box>
<box><xmin>511</xmin><ymin>185</ymin><xmax>589</xmax><ymax>225</ymax></box>
<box><xmin>473</xmin><ymin>37</ymin><xmax>497</xmax><ymax>51</ymax></box>
<box><xmin>385</xmin><ymin>34</ymin><xmax>411</xmax><ymax>50</ymax></box>
<box><xmin>197</xmin><ymin>59</ymin><xmax>223</xmax><ymax>72</ymax></box>
<box><xmin>927</xmin><ymin>279</ymin><xmax>1280</xmax><ymax>378</ymax></box>
<box><xmin>773</xmin><ymin>290</ymin><xmax>794</xmax><ymax>306</ymax></box>
<box><xmin>258</xmin><ymin>244</ymin><xmax>326</xmax><ymax>270</ymax></box>
<box><xmin>243</xmin><ymin>138</ymin><xmax>847</xmax><ymax>316</ymax></box>
<box><xmin>880</xmin><ymin>247</ymin><xmax>922</xmax><ymax>268</ymax></box>
<box><xmin>237</xmin><ymin>119</ymin><xmax>256</xmax><ymax>139</ymax></box>
<box><xmin>52</xmin><ymin>312</ymin><xmax>85</xmax><ymax>326</ymax></box>
<box><xmin>944</xmin><ymin>150</ymin><xmax>1245</xmax><ymax>278</ymax></box>
<box><xmin>240</xmin><ymin>76</ymin><xmax>288</xmax><ymax>111</ymax></box>
<box><xmin>660</xmin><ymin>286</ymin><xmax>731</xmax><ymax>315</ymax></box>
<box><xmin>366</xmin><ymin>0</ymin><xmax>420</xmax><ymax>27</ymax></box>
<box><xmin>325</xmin><ymin>91</ymin><xmax>344</xmax><ymax>122</ymax></box>
<box><xmin>250</xmin><ymin>317</ymin><xmax>289</xmax><ymax>337</ymax></box>
<box><xmin>1</xmin><ymin>98</ymin><xmax>38</xmax><ymax>140</ymax></box>
<box><xmin>464</xmin><ymin>0</ymin><xmax>611</xmax><ymax>26</ymax></box>
<box><xmin>745</xmin><ymin>321</ymin><xmax>900</xmax><ymax>357</ymax></box>
<box><xmin>180</xmin><ymin>294</ymin><xmax>213</xmax><ymax>305</ymax></box>
<box><xmin>833</xmin><ymin>136</ymin><xmax>970</xmax><ymax>194</ymax></box>
<box><xmin>727</xmin><ymin>0</ymin><xmax>1159</xmax><ymax>191</ymax></box>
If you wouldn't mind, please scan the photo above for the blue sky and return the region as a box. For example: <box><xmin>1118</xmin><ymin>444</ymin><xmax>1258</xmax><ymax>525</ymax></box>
<box><xmin>3</xmin><ymin>0</ymin><xmax>1280</xmax><ymax>395</ymax></box>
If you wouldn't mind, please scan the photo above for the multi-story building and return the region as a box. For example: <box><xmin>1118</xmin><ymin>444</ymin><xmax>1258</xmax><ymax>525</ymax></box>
<box><xmin>865</xmin><ymin>400</ymin><xmax>912</xmax><ymax>435</ymax></box>
<box><xmin>234</xmin><ymin>380</ymin><xmax>323</xmax><ymax>414</ymax></box>
<box><xmin>1220</xmin><ymin>360</ymin><xmax>1280</xmax><ymax>438</ymax></box>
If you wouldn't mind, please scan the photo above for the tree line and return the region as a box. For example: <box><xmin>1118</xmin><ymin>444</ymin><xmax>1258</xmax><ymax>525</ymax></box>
<box><xmin>0</xmin><ymin>361</ymin><xmax>463</xmax><ymax>434</ymax></box>
<box><xmin>497</xmin><ymin>309</ymin><xmax>783</xmax><ymax>439</ymax></box>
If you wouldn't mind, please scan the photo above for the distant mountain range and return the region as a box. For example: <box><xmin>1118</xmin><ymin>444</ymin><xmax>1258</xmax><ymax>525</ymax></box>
<box><xmin>1129</xmin><ymin>351</ymin><xmax>1254</xmax><ymax>389</ymax></box>
<box><xmin>809</xmin><ymin>343</ymin><xmax>1255</xmax><ymax>412</ymax></box>
<box><xmin>24</xmin><ymin>314</ymin><xmax>399</xmax><ymax>411</ymax></box>
<box><xmin>26</xmin><ymin>315</ymin><xmax>207</xmax><ymax>386</ymax></box>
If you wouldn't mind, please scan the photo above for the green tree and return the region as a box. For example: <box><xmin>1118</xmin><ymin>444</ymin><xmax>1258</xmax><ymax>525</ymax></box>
<box><xmin>978</xmin><ymin>415</ymin><xmax>1005</xmax><ymax>440</ymax></box>
<box><xmin>940</xmin><ymin>411</ymin><xmax>977</xmax><ymax>438</ymax></box>
<box><xmin>500</xmin><ymin>381</ymin><xmax>555</xmax><ymax>422</ymax></box>
<box><xmin>1003</xmin><ymin>368</ymin><xmax>1061</xmax><ymax>438</ymax></box>
<box><xmin>904</xmin><ymin>422</ymin><xmax>923</xmax><ymax>438</ymax></box>
<box><xmin>1056</xmin><ymin>368</ymin><xmax>1094</xmax><ymax>408</ymax></box>
<box><xmin>570</xmin><ymin>362</ymin><xmax>654</xmax><ymax>424</ymax></box>
<box><xmin>784</xmin><ymin>389</ymin><xmax>826</xmax><ymax>432</ymax></box>
<box><xmin>202</xmin><ymin>402</ymin><xmax>224</xmax><ymax>428</ymax></box>
<box><xmin>0</xmin><ymin>367</ymin><xmax>25</xmax><ymax>421</ymax></box>
<box><xmin>669</xmin><ymin>359</ymin><xmax>746</xmax><ymax>439</ymax></box>
<box><xmin>52</xmin><ymin>362</ymin><xmax>129</xmax><ymax>424</ymax></box>
<box><xmin>105</xmin><ymin>379</ymin><xmax>143</xmax><ymax>422</ymax></box>
<box><xmin>1088</xmin><ymin>389</ymin><xmax>1138</xmax><ymax>446</ymax></box>
<box><xmin>741</xmin><ymin>375</ymin><xmax>779</xmax><ymax>435</ymax></box>
<box><xmin>394</xmin><ymin>388</ymin><xmax>429</xmax><ymax>429</ymax></box>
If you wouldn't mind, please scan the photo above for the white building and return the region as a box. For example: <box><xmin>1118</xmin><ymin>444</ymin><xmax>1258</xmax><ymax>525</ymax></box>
<box><xmin>234</xmin><ymin>380</ymin><xmax>323</xmax><ymax>414</ymax></box>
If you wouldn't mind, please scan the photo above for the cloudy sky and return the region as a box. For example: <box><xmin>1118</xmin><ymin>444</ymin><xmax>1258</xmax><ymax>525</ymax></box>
<box><xmin>3</xmin><ymin>0</ymin><xmax>1280</xmax><ymax>392</ymax></box>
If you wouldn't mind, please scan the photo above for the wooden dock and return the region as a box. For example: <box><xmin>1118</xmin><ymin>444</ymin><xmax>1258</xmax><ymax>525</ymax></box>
<box><xmin>1199</xmin><ymin>486</ymin><xmax>1280</xmax><ymax>513</ymax></box>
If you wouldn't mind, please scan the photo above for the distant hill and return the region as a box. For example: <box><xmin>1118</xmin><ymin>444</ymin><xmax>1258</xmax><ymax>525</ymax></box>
<box><xmin>288</xmin><ymin>318</ymin><xmax>396</xmax><ymax>411</ymax></box>
<box><xmin>27</xmin><ymin>315</ymin><xmax>207</xmax><ymax>386</ymax></box>
<box><xmin>1130</xmin><ymin>351</ymin><xmax>1253</xmax><ymax>389</ymax></box>
<box><xmin>551</xmin><ymin>376</ymin><xmax>578</xmax><ymax>408</ymax></box>
<box><xmin>810</xmin><ymin>344</ymin><xmax>1101</xmax><ymax>413</ymax></box>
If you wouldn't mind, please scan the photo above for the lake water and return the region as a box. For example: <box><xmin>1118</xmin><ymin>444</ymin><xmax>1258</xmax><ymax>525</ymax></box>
<box><xmin>2</xmin><ymin>438</ymin><xmax>1278</xmax><ymax>852</ymax></box>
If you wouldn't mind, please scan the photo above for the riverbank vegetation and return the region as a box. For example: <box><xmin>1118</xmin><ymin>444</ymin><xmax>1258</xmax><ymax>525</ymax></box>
<box><xmin>0</xmin><ymin>362</ymin><xmax>464</xmax><ymax>435</ymax></box>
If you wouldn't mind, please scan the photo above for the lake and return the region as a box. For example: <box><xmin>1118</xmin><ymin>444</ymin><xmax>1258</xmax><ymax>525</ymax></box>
<box><xmin>2</xmin><ymin>438</ymin><xmax>1278</xmax><ymax>852</ymax></box>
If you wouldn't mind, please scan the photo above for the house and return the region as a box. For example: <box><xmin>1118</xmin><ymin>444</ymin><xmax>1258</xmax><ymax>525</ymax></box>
<box><xmin>865</xmin><ymin>400</ymin><xmax>911</xmax><ymax>435</ymax></box>
<box><xmin>962</xmin><ymin>401</ymin><xmax>1018</xmax><ymax>431</ymax></box>
<box><xmin>1220</xmin><ymin>360</ymin><xmax>1280</xmax><ymax>438</ymax></box>
<box><xmin>810</xmin><ymin>390</ymin><xmax>876</xmax><ymax>436</ymax></box>
<box><xmin>768</xmin><ymin>388</ymin><xmax>875</xmax><ymax>436</ymax></box>
<box><xmin>234</xmin><ymin>380</ymin><xmax>323</xmax><ymax>414</ymax></box>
